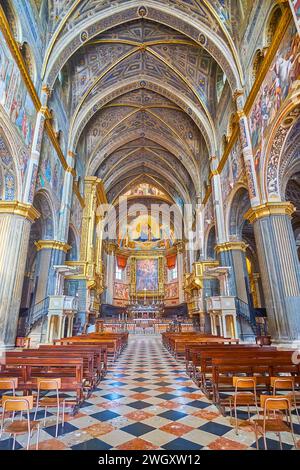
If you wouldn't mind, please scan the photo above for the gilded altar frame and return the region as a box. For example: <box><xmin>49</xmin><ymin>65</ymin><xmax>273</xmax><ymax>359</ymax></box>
<box><xmin>130</xmin><ymin>255</ymin><xmax>164</xmax><ymax>298</ymax></box>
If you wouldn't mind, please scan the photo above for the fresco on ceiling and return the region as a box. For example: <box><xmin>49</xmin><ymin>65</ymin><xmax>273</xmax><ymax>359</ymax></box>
<box><xmin>290</xmin><ymin>0</ymin><xmax>300</xmax><ymax>33</ymax></box>
<box><xmin>0</xmin><ymin>32</ymin><xmax>36</xmax><ymax>148</ymax></box>
<box><xmin>118</xmin><ymin>214</ymin><xmax>175</xmax><ymax>251</ymax></box>
<box><xmin>55</xmin><ymin>1</ymin><xmax>222</xmax><ymax>39</ymax></box>
<box><xmin>221</xmin><ymin>137</ymin><xmax>245</xmax><ymax>208</ymax></box>
<box><xmin>124</xmin><ymin>183</ymin><xmax>166</xmax><ymax>197</ymax></box>
<box><xmin>36</xmin><ymin>134</ymin><xmax>64</xmax><ymax>205</ymax></box>
<box><xmin>0</xmin><ymin>136</ymin><xmax>16</xmax><ymax>201</ymax></box>
<box><xmin>249</xmin><ymin>22</ymin><xmax>300</xmax><ymax>177</ymax></box>
<box><xmin>136</xmin><ymin>258</ymin><xmax>159</xmax><ymax>292</ymax></box>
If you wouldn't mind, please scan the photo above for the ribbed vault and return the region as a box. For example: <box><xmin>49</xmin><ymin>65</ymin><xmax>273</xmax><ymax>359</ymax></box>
<box><xmin>43</xmin><ymin>2</ymin><xmax>245</xmax><ymax>207</ymax></box>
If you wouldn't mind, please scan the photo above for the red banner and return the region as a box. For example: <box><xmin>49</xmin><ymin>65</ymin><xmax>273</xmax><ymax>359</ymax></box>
<box><xmin>166</xmin><ymin>254</ymin><xmax>177</xmax><ymax>270</ymax></box>
<box><xmin>116</xmin><ymin>255</ymin><xmax>128</xmax><ymax>269</ymax></box>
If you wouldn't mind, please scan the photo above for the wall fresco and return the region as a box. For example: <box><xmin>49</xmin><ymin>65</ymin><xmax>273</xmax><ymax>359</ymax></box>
<box><xmin>0</xmin><ymin>32</ymin><xmax>36</xmax><ymax>149</ymax></box>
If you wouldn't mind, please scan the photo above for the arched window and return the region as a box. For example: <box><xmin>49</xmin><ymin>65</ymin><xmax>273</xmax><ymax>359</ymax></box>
<box><xmin>265</xmin><ymin>6</ymin><xmax>283</xmax><ymax>47</ymax></box>
<box><xmin>21</xmin><ymin>42</ymin><xmax>36</xmax><ymax>83</ymax></box>
<box><xmin>2</xmin><ymin>0</ymin><xmax>19</xmax><ymax>40</ymax></box>
<box><xmin>216</xmin><ymin>67</ymin><xmax>227</xmax><ymax>103</ymax></box>
<box><xmin>251</xmin><ymin>49</ymin><xmax>264</xmax><ymax>85</ymax></box>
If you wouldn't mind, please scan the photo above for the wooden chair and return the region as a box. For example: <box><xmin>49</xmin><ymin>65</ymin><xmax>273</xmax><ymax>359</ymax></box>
<box><xmin>271</xmin><ymin>376</ymin><xmax>300</xmax><ymax>424</ymax></box>
<box><xmin>253</xmin><ymin>395</ymin><xmax>297</xmax><ymax>450</ymax></box>
<box><xmin>1</xmin><ymin>395</ymin><xmax>40</xmax><ymax>450</ymax></box>
<box><xmin>229</xmin><ymin>377</ymin><xmax>259</xmax><ymax>435</ymax></box>
<box><xmin>34</xmin><ymin>378</ymin><xmax>65</xmax><ymax>438</ymax></box>
<box><xmin>0</xmin><ymin>378</ymin><xmax>18</xmax><ymax>403</ymax></box>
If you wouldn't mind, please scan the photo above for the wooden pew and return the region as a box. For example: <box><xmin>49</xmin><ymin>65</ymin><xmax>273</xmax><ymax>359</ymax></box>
<box><xmin>54</xmin><ymin>337</ymin><xmax>120</xmax><ymax>361</ymax></box>
<box><xmin>193</xmin><ymin>346</ymin><xmax>277</xmax><ymax>396</ymax></box>
<box><xmin>185</xmin><ymin>343</ymin><xmax>262</xmax><ymax>377</ymax></box>
<box><xmin>170</xmin><ymin>336</ymin><xmax>239</xmax><ymax>359</ymax></box>
<box><xmin>161</xmin><ymin>332</ymin><xmax>199</xmax><ymax>350</ymax></box>
<box><xmin>14</xmin><ymin>349</ymin><xmax>97</xmax><ymax>393</ymax></box>
<box><xmin>211</xmin><ymin>351</ymin><xmax>300</xmax><ymax>414</ymax></box>
<box><xmin>39</xmin><ymin>344</ymin><xmax>107</xmax><ymax>379</ymax></box>
<box><xmin>0</xmin><ymin>356</ymin><xmax>84</xmax><ymax>409</ymax></box>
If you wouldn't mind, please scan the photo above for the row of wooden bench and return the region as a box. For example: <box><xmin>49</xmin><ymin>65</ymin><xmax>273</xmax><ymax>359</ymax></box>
<box><xmin>0</xmin><ymin>332</ymin><xmax>128</xmax><ymax>412</ymax></box>
<box><xmin>185</xmin><ymin>343</ymin><xmax>300</xmax><ymax>414</ymax></box>
<box><xmin>53</xmin><ymin>332</ymin><xmax>128</xmax><ymax>361</ymax></box>
<box><xmin>162</xmin><ymin>333</ymin><xmax>300</xmax><ymax>415</ymax></box>
<box><xmin>162</xmin><ymin>332</ymin><xmax>239</xmax><ymax>358</ymax></box>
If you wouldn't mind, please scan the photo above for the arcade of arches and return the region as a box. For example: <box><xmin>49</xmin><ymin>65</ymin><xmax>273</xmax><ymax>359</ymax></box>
<box><xmin>0</xmin><ymin>0</ymin><xmax>300</xmax><ymax>451</ymax></box>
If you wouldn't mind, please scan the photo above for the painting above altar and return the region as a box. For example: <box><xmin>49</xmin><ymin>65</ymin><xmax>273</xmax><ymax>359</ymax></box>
<box><xmin>136</xmin><ymin>259</ymin><xmax>158</xmax><ymax>291</ymax></box>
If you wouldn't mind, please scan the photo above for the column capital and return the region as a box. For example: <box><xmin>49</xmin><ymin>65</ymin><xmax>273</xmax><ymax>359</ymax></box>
<box><xmin>66</xmin><ymin>166</ymin><xmax>76</xmax><ymax>177</ymax></box>
<box><xmin>232</xmin><ymin>89</ymin><xmax>244</xmax><ymax>102</ymax></box>
<box><xmin>41</xmin><ymin>85</ymin><xmax>52</xmax><ymax>97</ymax></box>
<box><xmin>34</xmin><ymin>240</ymin><xmax>71</xmax><ymax>253</ymax></box>
<box><xmin>68</xmin><ymin>150</ymin><xmax>76</xmax><ymax>159</ymax></box>
<box><xmin>215</xmin><ymin>241</ymin><xmax>248</xmax><ymax>254</ymax></box>
<box><xmin>0</xmin><ymin>201</ymin><xmax>40</xmax><ymax>222</ymax></box>
<box><xmin>237</xmin><ymin>109</ymin><xmax>246</xmax><ymax>119</ymax></box>
<box><xmin>244</xmin><ymin>202</ymin><xmax>296</xmax><ymax>223</ymax></box>
<box><xmin>40</xmin><ymin>106</ymin><xmax>52</xmax><ymax>119</ymax></box>
<box><xmin>105</xmin><ymin>241</ymin><xmax>118</xmax><ymax>255</ymax></box>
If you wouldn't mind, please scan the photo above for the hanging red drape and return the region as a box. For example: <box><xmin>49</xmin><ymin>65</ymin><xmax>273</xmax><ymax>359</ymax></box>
<box><xmin>166</xmin><ymin>254</ymin><xmax>177</xmax><ymax>270</ymax></box>
<box><xmin>116</xmin><ymin>255</ymin><xmax>128</xmax><ymax>269</ymax></box>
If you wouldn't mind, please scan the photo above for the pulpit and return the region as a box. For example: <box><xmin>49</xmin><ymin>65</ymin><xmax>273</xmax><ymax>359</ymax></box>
<box><xmin>45</xmin><ymin>265</ymin><xmax>79</xmax><ymax>343</ymax></box>
<box><xmin>206</xmin><ymin>296</ymin><xmax>238</xmax><ymax>339</ymax></box>
<box><xmin>46</xmin><ymin>295</ymin><xmax>78</xmax><ymax>342</ymax></box>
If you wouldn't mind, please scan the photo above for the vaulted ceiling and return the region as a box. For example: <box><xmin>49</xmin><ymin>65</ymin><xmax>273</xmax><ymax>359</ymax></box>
<box><xmin>43</xmin><ymin>1</ymin><xmax>248</xmax><ymax>206</ymax></box>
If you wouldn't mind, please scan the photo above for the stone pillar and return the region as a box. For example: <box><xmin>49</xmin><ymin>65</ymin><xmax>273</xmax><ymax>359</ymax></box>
<box><xmin>210</xmin><ymin>156</ymin><xmax>226</xmax><ymax>244</ymax></box>
<box><xmin>234</xmin><ymin>92</ymin><xmax>261</xmax><ymax>207</ymax></box>
<box><xmin>105</xmin><ymin>242</ymin><xmax>116</xmax><ymax>305</ymax></box>
<box><xmin>34</xmin><ymin>241</ymin><xmax>71</xmax><ymax>300</ymax></box>
<box><xmin>23</xmin><ymin>86</ymin><xmax>50</xmax><ymax>204</ymax></box>
<box><xmin>176</xmin><ymin>241</ymin><xmax>185</xmax><ymax>304</ymax></box>
<box><xmin>245</xmin><ymin>202</ymin><xmax>300</xmax><ymax>344</ymax></box>
<box><xmin>252</xmin><ymin>273</ymin><xmax>263</xmax><ymax>308</ymax></box>
<box><xmin>0</xmin><ymin>202</ymin><xmax>40</xmax><ymax>347</ymax></box>
<box><xmin>57</xmin><ymin>151</ymin><xmax>76</xmax><ymax>243</ymax></box>
<box><xmin>215</xmin><ymin>242</ymin><xmax>249</xmax><ymax>302</ymax></box>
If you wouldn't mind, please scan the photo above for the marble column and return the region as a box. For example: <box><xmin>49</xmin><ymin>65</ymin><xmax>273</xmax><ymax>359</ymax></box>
<box><xmin>105</xmin><ymin>243</ymin><xmax>116</xmax><ymax>305</ymax></box>
<box><xmin>216</xmin><ymin>242</ymin><xmax>249</xmax><ymax>302</ymax></box>
<box><xmin>34</xmin><ymin>241</ymin><xmax>71</xmax><ymax>301</ymax></box>
<box><xmin>176</xmin><ymin>241</ymin><xmax>185</xmax><ymax>304</ymax></box>
<box><xmin>245</xmin><ymin>203</ymin><xmax>300</xmax><ymax>344</ymax></box>
<box><xmin>57</xmin><ymin>151</ymin><xmax>76</xmax><ymax>243</ymax></box>
<box><xmin>233</xmin><ymin>92</ymin><xmax>261</xmax><ymax>207</ymax></box>
<box><xmin>23</xmin><ymin>86</ymin><xmax>50</xmax><ymax>204</ymax></box>
<box><xmin>210</xmin><ymin>156</ymin><xmax>226</xmax><ymax>244</ymax></box>
<box><xmin>252</xmin><ymin>273</ymin><xmax>264</xmax><ymax>308</ymax></box>
<box><xmin>0</xmin><ymin>202</ymin><xmax>40</xmax><ymax>347</ymax></box>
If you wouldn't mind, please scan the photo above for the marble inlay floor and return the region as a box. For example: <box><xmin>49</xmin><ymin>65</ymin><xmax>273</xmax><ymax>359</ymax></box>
<box><xmin>1</xmin><ymin>335</ymin><xmax>300</xmax><ymax>450</ymax></box>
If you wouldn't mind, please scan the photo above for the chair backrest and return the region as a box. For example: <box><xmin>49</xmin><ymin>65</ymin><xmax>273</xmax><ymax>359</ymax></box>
<box><xmin>260</xmin><ymin>395</ymin><xmax>291</xmax><ymax>412</ymax></box>
<box><xmin>233</xmin><ymin>376</ymin><xmax>257</xmax><ymax>389</ymax></box>
<box><xmin>0</xmin><ymin>377</ymin><xmax>18</xmax><ymax>391</ymax></box>
<box><xmin>2</xmin><ymin>395</ymin><xmax>34</xmax><ymax>412</ymax></box>
<box><xmin>271</xmin><ymin>376</ymin><xmax>294</xmax><ymax>390</ymax></box>
<box><xmin>36</xmin><ymin>378</ymin><xmax>62</xmax><ymax>390</ymax></box>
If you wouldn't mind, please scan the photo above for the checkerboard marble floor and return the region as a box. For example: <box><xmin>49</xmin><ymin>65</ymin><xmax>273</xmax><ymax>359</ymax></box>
<box><xmin>1</xmin><ymin>335</ymin><xmax>300</xmax><ymax>450</ymax></box>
